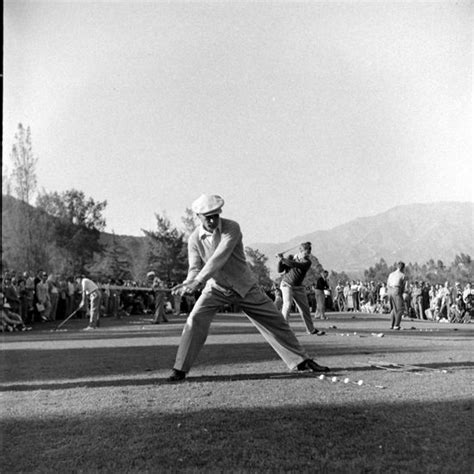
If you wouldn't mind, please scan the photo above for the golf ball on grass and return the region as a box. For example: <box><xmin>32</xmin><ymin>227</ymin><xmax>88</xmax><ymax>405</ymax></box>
<box><xmin>343</xmin><ymin>378</ymin><xmax>350</xmax><ymax>384</ymax></box>
<box><xmin>331</xmin><ymin>376</ymin><xmax>338</xmax><ymax>383</ymax></box>
<box><xmin>319</xmin><ymin>374</ymin><xmax>325</xmax><ymax>380</ymax></box>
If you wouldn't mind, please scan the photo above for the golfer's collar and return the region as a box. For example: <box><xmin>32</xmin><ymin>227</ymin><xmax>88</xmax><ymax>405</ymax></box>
<box><xmin>198</xmin><ymin>220</ymin><xmax>222</xmax><ymax>239</ymax></box>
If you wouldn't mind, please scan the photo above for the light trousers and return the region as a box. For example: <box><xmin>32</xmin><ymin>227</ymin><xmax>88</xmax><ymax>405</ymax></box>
<box><xmin>89</xmin><ymin>292</ymin><xmax>101</xmax><ymax>326</ymax></box>
<box><xmin>388</xmin><ymin>288</ymin><xmax>404</xmax><ymax>328</ymax></box>
<box><xmin>314</xmin><ymin>289</ymin><xmax>326</xmax><ymax>320</ymax></box>
<box><xmin>152</xmin><ymin>291</ymin><xmax>168</xmax><ymax>323</ymax></box>
<box><xmin>280</xmin><ymin>282</ymin><xmax>315</xmax><ymax>333</ymax></box>
<box><xmin>174</xmin><ymin>284</ymin><xmax>309</xmax><ymax>373</ymax></box>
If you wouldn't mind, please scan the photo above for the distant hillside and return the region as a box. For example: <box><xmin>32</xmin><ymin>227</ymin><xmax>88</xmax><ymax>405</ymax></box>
<box><xmin>250</xmin><ymin>202</ymin><xmax>474</xmax><ymax>275</ymax></box>
<box><xmin>3</xmin><ymin>196</ymin><xmax>473</xmax><ymax>278</ymax></box>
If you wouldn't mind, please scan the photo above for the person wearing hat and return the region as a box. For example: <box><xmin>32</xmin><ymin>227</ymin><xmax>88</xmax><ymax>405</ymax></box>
<box><xmin>147</xmin><ymin>271</ymin><xmax>168</xmax><ymax>324</ymax></box>
<box><xmin>276</xmin><ymin>243</ymin><xmax>325</xmax><ymax>334</ymax></box>
<box><xmin>167</xmin><ymin>194</ymin><xmax>330</xmax><ymax>382</ymax></box>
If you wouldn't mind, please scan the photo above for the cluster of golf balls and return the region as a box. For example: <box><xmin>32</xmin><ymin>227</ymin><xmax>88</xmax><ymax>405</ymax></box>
<box><xmin>318</xmin><ymin>374</ymin><xmax>364</xmax><ymax>385</ymax></box>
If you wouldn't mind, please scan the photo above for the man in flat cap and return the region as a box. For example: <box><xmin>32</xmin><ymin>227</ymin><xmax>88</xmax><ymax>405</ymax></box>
<box><xmin>168</xmin><ymin>194</ymin><xmax>330</xmax><ymax>382</ymax></box>
<box><xmin>147</xmin><ymin>271</ymin><xmax>168</xmax><ymax>324</ymax></box>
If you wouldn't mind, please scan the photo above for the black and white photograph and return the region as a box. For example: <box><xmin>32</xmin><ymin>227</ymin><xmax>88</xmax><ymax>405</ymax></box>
<box><xmin>2</xmin><ymin>1</ymin><xmax>473</xmax><ymax>472</ymax></box>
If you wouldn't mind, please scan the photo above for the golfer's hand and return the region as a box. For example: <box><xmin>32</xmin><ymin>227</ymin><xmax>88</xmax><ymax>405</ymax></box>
<box><xmin>172</xmin><ymin>280</ymin><xmax>202</xmax><ymax>296</ymax></box>
<box><xmin>275</xmin><ymin>253</ymin><xmax>283</xmax><ymax>259</ymax></box>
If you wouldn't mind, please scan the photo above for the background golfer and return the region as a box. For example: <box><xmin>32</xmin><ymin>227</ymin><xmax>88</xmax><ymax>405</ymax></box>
<box><xmin>78</xmin><ymin>275</ymin><xmax>101</xmax><ymax>330</ymax></box>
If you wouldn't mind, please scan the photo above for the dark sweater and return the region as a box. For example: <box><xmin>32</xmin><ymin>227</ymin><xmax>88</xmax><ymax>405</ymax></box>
<box><xmin>315</xmin><ymin>276</ymin><xmax>329</xmax><ymax>291</ymax></box>
<box><xmin>278</xmin><ymin>257</ymin><xmax>311</xmax><ymax>286</ymax></box>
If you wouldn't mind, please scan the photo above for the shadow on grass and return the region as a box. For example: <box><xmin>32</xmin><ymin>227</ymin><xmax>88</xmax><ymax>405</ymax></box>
<box><xmin>2</xmin><ymin>356</ymin><xmax>473</xmax><ymax>392</ymax></box>
<box><xmin>1</xmin><ymin>336</ymin><xmax>438</xmax><ymax>386</ymax></box>
<box><xmin>1</xmin><ymin>399</ymin><xmax>472</xmax><ymax>472</ymax></box>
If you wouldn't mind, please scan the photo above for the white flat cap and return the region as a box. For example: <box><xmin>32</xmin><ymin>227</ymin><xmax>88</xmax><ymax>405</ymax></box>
<box><xmin>192</xmin><ymin>194</ymin><xmax>225</xmax><ymax>215</ymax></box>
<box><xmin>146</xmin><ymin>271</ymin><xmax>156</xmax><ymax>277</ymax></box>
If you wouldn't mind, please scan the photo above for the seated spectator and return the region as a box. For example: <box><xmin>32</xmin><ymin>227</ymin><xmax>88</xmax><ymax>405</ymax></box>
<box><xmin>2</xmin><ymin>276</ymin><xmax>20</xmax><ymax>313</ymax></box>
<box><xmin>1</xmin><ymin>292</ymin><xmax>32</xmax><ymax>332</ymax></box>
<box><xmin>462</xmin><ymin>283</ymin><xmax>473</xmax><ymax>323</ymax></box>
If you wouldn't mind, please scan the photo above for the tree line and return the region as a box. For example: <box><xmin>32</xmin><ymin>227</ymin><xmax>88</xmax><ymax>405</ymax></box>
<box><xmin>2</xmin><ymin>123</ymin><xmax>471</xmax><ymax>286</ymax></box>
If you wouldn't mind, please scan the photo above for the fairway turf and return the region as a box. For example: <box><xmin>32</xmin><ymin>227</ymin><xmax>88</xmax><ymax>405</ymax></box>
<box><xmin>1</xmin><ymin>312</ymin><xmax>472</xmax><ymax>472</ymax></box>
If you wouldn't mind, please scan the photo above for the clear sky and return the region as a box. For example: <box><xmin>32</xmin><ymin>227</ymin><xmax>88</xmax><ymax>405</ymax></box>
<box><xmin>3</xmin><ymin>0</ymin><xmax>473</xmax><ymax>245</ymax></box>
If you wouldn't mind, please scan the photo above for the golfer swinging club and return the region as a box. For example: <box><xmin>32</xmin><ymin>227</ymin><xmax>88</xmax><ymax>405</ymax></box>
<box><xmin>168</xmin><ymin>194</ymin><xmax>329</xmax><ymax>382</ymax></box>
<box><xmin>78</xmin><ymin>275</ymin><xmax>101</xmax><ymax>330</ymax></box>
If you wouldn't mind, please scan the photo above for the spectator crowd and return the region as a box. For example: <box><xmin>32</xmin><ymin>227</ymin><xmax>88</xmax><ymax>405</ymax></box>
<box><xmin>2</xmin><ymin>269</ymin><xmax>472</xmax><ymax>332</ymax></box>
<box><xmin>1</xmin><ymin>270</ymin><xmax>196</xmax><ymax>332</ymax></box>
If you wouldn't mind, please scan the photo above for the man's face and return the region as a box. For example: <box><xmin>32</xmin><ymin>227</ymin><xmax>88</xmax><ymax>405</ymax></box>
<box><xmin>299</xmin><ymin>246</ymin><xmax>311</xmax><ymax>258</ymax></box>
<box><xmin>198</xmin><ymin>213</ymin><xmax>220</xmax><ymax>233</ymax></box>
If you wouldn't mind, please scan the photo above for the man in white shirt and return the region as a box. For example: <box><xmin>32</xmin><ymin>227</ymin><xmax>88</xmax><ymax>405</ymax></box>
<box><xmin>167</xmin><ymin>194</ymin><xmax>330</xmax><ymax>382</ymax></box>
<box><xmin>78</xmin><ymin>276</ymin><xmax>101</xmax><ymax>330</ymax></box>
<box><xmin>387</xmin><ymin>262</ymin><xmax>407</xmax><ymax>330</ymax></box>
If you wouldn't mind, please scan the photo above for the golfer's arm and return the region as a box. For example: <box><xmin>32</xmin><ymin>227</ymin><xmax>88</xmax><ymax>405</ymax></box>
<box><xmin>195</xmin><ymin>227</ymin><xmax>240</xmax><ymax>283</ymax></box>
<box><xmin>184</xmin><ymin>239</ymin><xmax>204</xmax><ymax>283</ymax></box>
<box><xmin>282</xmin><ymin>258</ymin><xmax>310</xmax><ymax>270</ymax></box>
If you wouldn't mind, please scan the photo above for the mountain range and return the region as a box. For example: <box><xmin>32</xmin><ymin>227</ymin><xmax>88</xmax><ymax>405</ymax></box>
<box><xmin>3</xmin><ymin>196</ymin><xmax>472</xmax><ymax>278</ymax></box>
<box><xmin>249</xmin><ymin>202</ymin><xmax>474</xmax><ymax>275</ymax></box>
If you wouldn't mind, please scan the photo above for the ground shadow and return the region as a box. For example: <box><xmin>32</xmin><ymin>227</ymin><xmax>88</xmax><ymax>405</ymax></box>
<box><xmin>1</xmin><ymin>399</ymin><xmax>471</xmax><ymax>472</ymax></box>
<box><xmin>1</xmin><ymin>337</ymin><xmax>436</xmax><ymax>387</ymax></box>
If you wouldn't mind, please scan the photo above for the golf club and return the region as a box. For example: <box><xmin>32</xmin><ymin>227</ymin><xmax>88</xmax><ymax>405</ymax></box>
<box><xmin>53</xmin><ymin>307</ymin><xmax>81</xmax><ymax>331</ymax></box>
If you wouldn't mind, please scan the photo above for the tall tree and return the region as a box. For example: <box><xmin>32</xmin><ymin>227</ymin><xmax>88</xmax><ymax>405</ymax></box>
<box><xmin>143</xmin><ymin>213</ymin><xmax>188</xmax><ymax>283</ymax></box>
<box><xmin>181</xmin><ymin>207</ymin><xmax>198</xmax><ymax>238</ymax></box>
<box><xmin>1</xmin><ymin>197</ymin><xmax>54</xmax><ymax>272</ymax></box>
<box><xmin>36</xmin><ymin>189</ymin><xmax>107</xmax><ymax>231</ymax></box>
<box><xmin>10</xmin><ymin>123</ymin><xmax>38</xmax><ymax>204</ymax></box>
<box><xmin>36</xmin><ymin>189</ymin><xmax>107</xmax><ymax>274</ymax></box>
<box><xmin>364</xmin><ymin>258</ymin><xmax>390</xmax><ymax>282</ymax></box>
<box><xmin>245</xmin><ymin>247</ymin><xmax>273</xmax><ymax>287</ymax></box>
<box><xmin>91</xmin><ymin>234</ymin><xmax>133</xmax><ymax>281</ymax></box>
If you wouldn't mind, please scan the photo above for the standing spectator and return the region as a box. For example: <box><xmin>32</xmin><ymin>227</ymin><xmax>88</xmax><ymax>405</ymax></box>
<box><xmin>350</xmin><ymin>281</ymin><xmax>360</xmax><ymax>312</ymax></box>
<box><xmin>421</xmin><ymin>282</ymin><xmax>430</xmax><ymax>320</ymax></box>
<box><xmin>56</xmin><ymin>275</ymin><xmax>68</xmax><ymax>320</ymax></box>
<box><xmin>379</xmin><ymin>282</ymin><xmax>388</xmax><ymax>307</ymax></box>
<box><xmin>314</xmin><ymin>270</ymin><xmax>330</xmax><ymax>320</ymax></box>
<box><xmin>344</xmin><ymin>281</ymin><xmax>353</xmax><ymax>311</ymax></box>
<box><xmin>36</xmin><ymin>271</ymin><xmax>51</xmax><ymax>322</ymax></box>
<box><xmin>23</xmin><ymin>271</ymin><xmax>35</xmax><ymax>323</ymax></box>
<box><xmin>387</xmin><ymin>261</ymin><xmax>407</xmax><ymax>330</ymax></box>
<box><xmin>147</xmin><ymin>271</ymin><xmax>168</xmax><ymax>324</ymax></box>
<box><xmin>66</xmin><ymin>277</ymin><xmax>76</xmax><ymax>317</ymax></box>
<box><xmin>335</xmin><ymin>281</ymin><xmax>345</xmax><ymax>312</ymax></box>
<box><xmin>47</xmin><ymin>274</ymin><xmax>59</xmax><ymax>321</ymax></box>
<box><xmin>411</xmin><ymin>281</ymin><xmax>424</xmax><ymax>320</ymax></box>
<box><xmin>17</xmin><ymin>278</ymin><xmax>30</xmax><ymax>324</ymax></box>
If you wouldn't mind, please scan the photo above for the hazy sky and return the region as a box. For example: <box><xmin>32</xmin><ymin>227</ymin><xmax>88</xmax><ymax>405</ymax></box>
<box><xmin>3</xmin><ymin>0</ymin><xmax>473</xmax><ymax>245</ymax></box>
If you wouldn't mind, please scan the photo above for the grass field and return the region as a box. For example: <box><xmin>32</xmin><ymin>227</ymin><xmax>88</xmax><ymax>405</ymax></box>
<box><xmin>1</xmin><ymin>311</ymin><xmax>472</xmax><ymax>473</ymax></box>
